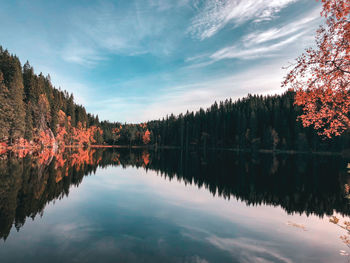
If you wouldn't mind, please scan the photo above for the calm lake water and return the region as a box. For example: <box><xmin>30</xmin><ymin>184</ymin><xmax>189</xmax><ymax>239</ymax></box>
<box><xmin>0</xmin><ymin>148</ymin><xmax>349</xmax><ymax>263</ymax></box>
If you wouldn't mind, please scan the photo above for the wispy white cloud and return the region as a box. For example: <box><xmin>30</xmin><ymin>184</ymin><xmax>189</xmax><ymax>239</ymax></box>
<box><xmin>186</xmin><ymin>7</ymin><xmax>320</xmax><ymax>66</ymax></box>
<box><xmin>147</xmin><ymin>0</ymin><xmax>190</xmax><ymax>11</ymax></box>
<box><xmin>65</xmin><ymin>3</ymin><xmax>147</xmax><ymax>62</ymax></box>
<box><xmin>211</xmin><ymin>32</ymin><xmax>304</xmax><ymax>60</ymax></box>
<box><xmin>61</xmin><ymin>41</ymin><xmax>106</xmax><ymax>66</ymax></box>
<box><xmin>61</xmin><ymin>1</ymin><xmax>188</xmax><ymax>66</ymax></box>
<box><xmin>188</xmin><ymin>0</ymin><xmax>299</xmax><ymax>40</ymax></box>
<box><xmin>243</xmin><ymin>8</ymin><xmax>320</xmax><ymax>46</ymax></box>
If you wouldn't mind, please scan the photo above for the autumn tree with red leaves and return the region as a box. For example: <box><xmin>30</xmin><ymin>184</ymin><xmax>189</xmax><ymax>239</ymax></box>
<box><xmin>283</xmin><ymin>0</ymin><xmax>350</xmax><ymax>138</ymax></box>
<box><xmin>142</xmin><ymin>129</ymin><xmax>151</xmax><ymax>145</ymax></box>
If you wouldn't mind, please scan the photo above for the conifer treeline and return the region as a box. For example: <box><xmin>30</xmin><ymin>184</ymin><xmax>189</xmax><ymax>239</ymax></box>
<box><xmin>0</xmin><ymin>47</ymin><xmax>104</xmax><ymax>147</ymax></box>
<box><xmin>110</xmin><ymin>92</ymin><xmax>350</xmax><ymax>152</ymax></box>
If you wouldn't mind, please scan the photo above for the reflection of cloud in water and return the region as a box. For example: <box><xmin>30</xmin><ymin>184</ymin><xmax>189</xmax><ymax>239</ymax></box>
<box><xmin>51</xmin><ymin>222</ymin><xmax>98</xmax><ymax>242</ymax></box>
<box><xmin>184</xmin><ymin>255</ymin><xmax>209</xmax><ymax>263</ymax></box>
<box><xmin>286</xmin><ymin>221</ymin><xmax>307</xmax><ymax>231</ymax></box>
<box><xmin>207</xmin><ymin>236</ymin><xmax>292</xmax><ymax>263</ymax></box>
<box><xmin>180</xmin><ymin>224</ymin><xmax>292</xmax><ymax>263</ymax></box>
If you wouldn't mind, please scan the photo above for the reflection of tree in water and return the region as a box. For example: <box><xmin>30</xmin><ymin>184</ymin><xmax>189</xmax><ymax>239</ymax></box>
<box><xmin>0</xmin><ymin>148</ymin><xmax>104</xmax><ymax>240</ymax></box>
<box><xmin>329</xmin><ymin>216</ymin><xmax>350</xmax><ymax>260</ymax></box>
<box><xmin>146</xmin><ymin>150</ymin><xmax>350</xmax><ymax>217</ymax></box>
<box><xmin>0</xmin><ymin>148</ymin><xmax>349</xmax><ymax>240</ymax></box>
<box><xmin>330</xmin><ymin>164</ymin><xmax>350</xmax><ymax>261</ymax></box>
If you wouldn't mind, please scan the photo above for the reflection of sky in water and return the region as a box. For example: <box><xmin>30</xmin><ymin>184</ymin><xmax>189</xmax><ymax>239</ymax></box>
<box><xmin>0</xmin><ymin>166</ymin><xmax>347</xmax><ymax>263</ymax></box>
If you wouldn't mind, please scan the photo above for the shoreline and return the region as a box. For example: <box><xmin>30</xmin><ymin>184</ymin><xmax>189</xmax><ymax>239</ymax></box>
<box><xmin>0</xmin><ymin>144</ymin><xmax>349</xmax><ymax>157</ymax></box>
<box><xmin>92</xmin><ymin>145</ymin><xmax>349</xmax><ymax>157</ymax></box>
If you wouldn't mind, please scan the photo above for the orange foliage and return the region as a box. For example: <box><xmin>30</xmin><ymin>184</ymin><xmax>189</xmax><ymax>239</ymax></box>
<box><xmin>283</xmin><ymin>0</ymin><xmax>350</xmax><ymax>138</ymax></box>
<box><xmin>0</xmin><ymin>148</ymin><xmax>6</xmax><ymax>155</ymax></box>
<box><xmin>39</xmin><ymin>130</ymin><xmax>55</xmax><ymax>147</ymax></box>
<box><xmin>56</xmin><ymin>110</ymin><xmax>103</xmax><ymax>146</ymax></box>
<box><xmin>51</xmin><ymin>148</ymin><xmax>97</xmax><ymax>182</ymax></box>
<box><xmin>58</xmin><ymin>110</ymin><xmax>66</xmax><ymax>123</ymax></box>
<box><xmin>70</xmin><ymin>123</ymin><xmax>102</xmax><ymax>146</ymax></box>
<box><xmin>142</xmin><ymin>129</ymin><xmax>151</xmax><ymax>144</ymax></box>
<box><xmin>56</xmin><ymin>126</ymin><xmax>67</xmax><ymax>145</ymax></box>
<box><xmin>71</xmin><ymin>122</ymin><xmax>89</xmax><ymax>145</ymax></box>
<box><xmin>142</xmin><ymin>151</ymin><xmax>150</xmax><ymax>166</ymax></box>
<box><xmin>55</xmin><ymin>174</ymin><xmax>63</xmax><ymax>183</ymax></box>
<box><xmin>112</xmin><ymin>126</ymin><xmax>122</xmax><ymax>143</ymax></box>
<box><xmin>37</xmin><ymin>147</ymin><xmax>55</xmax><ymax>166</ymax></box>
<box><xmin>55</xmin><ymin>152</ymin><xmax>66</xmax><ymax>169</ymax></box>
<box><xmin>70</xmin><ymin>148</ymin><xmax>97</xmax><ymax>170</ymax></box>
<box><xmin>14</xmin><ymin>148</ymin><xmax>30</xmax><ymax>159</ymax></box>
<box><xmin>112</xmin><ymin>153</ymin><xmax>121</xmax><ymax>165</ymax></box>
<box><xmin>0</xmin><ymin>107</ymin><xmax>103</xmax><ymax>155</ymax></box>
<box><xmin>112</xmin><ymin>125</ymin><xmax>123</xmax><ymax>134</ymax></box>
<box><xmin>10</xmin><ymin>138</ymin><xmax>32</xmax><ymax>158</ymax></box>
<box><xmin>0</xmin><ymin>142</ymin><xmax>7</xmax><ymax>155</ymax></box>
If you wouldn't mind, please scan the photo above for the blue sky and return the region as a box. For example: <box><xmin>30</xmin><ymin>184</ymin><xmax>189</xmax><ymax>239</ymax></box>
<box><xmin>0</xmin><ymin>0</ymin><xmax>321</xmax><ymax>123</ymax></box>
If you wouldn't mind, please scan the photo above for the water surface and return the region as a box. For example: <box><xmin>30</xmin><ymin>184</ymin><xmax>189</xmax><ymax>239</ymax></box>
<box><xmin>0</xmin><ymin>149</ymin><xmax>349</xmax><ymax>262</ymax></box>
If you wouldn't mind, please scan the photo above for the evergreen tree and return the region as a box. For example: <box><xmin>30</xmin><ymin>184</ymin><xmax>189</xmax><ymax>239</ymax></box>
<box><xmin>0</xmin><ymin>50</ymin><xmax>26</xmax><ymax>142</ymax></box>
<box><xmin>66</xmin><ymin>94</ymin><xmax>76</xmax><ymax>125</ymax></box>
<box><xmin>24</xmin><ymin>103</ymin><xmax>34</xmax><ymax>141</ymax></box>
<box><xmin>0</xmin><ymin>72</ymin><xmax>11</xmax><ymax>140</ymax></box>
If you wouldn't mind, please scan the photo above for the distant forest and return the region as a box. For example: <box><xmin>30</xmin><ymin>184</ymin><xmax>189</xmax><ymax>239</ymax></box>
<box><xmin>0</xmin><ymin>47</ymin><xmax>349</xmax><ymax>152</ymax></box>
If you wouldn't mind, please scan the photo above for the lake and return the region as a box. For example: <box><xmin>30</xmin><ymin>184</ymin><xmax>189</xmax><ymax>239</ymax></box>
<box><xmin>0</xmin><ymin>148</ymin><xmax>349</xmax><ymax>263</ymax></box>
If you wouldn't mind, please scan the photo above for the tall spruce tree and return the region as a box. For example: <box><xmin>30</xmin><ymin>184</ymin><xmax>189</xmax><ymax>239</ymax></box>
<box><xmin>0</xmin><ymin>49</ymin><xmax>26</xmax><ymax>142</ymax></box>
<box><xmin>0</xmin><ymin>72</ymin><xmax>11</xmax><ymax>141</ymax></box>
